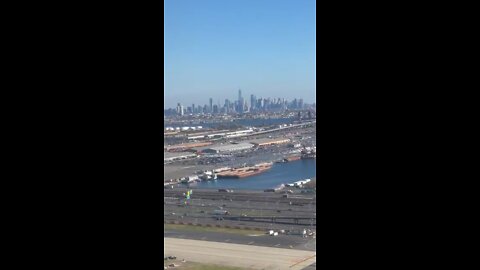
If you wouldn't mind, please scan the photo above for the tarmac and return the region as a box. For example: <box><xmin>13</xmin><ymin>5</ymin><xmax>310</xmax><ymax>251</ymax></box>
<box><xmin>164</xmin><ymin>237</ymin><xmax>316</xmax><ymax>270</ymax></box>
<box><xmin>164</xmin><ymin>228</ymin><xmax>316</xmax><ymax>251</ymax></box>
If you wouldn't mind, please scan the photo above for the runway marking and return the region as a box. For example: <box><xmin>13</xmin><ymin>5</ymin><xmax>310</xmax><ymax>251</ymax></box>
<box><xmin>275</xmin><ymin>244</ymin><xmax>281</xmax><ymax>247</ymax></box>
<box><xmin>289</xmin><ymin>254</ymin><xmax>316</xmax><ymax>268</ymax></box>
<box><xmin>248</xmin><ymin>241</ymin><xmax>254</xmax><ymax>245</ymax></box>
<box><xmin>225</xmin><ymin>239</ymin><xmax>230</xmax><ymax>242</ymax></box>
<box><xmin>165</xmin><ymin>237</ymin><xmax>316</xmax><ymax>270</ymax></box>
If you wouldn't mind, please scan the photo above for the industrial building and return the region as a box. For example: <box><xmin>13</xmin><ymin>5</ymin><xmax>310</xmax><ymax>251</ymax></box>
<box><xmin>187</xmin><ymin>129</ymin><xmax>253</xmax><ymax>140</ymax></box>
<box><xmin>249</xmin><ymin>138</ymin><xmax>290</xmax><ymax>147</ymax></box>
<box><xmin>202</xmin><ymin>143</ymin><xmax>254</xmax><ymax>154</ymax></box>
<box><xmin>164</xmin><ymin>142</ymin><xmax>213</xmax><ymax>152</ymax></box>
<box><xmin>164</xmin><ymin>152</ymin><xmax>197</xmax><ymax>163</ymax></box>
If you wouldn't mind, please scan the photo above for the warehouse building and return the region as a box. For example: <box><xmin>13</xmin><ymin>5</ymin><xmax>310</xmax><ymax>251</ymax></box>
<box><xmin>202</xmin><ymin>143</ymin><xmax>254</xmax><ymax>154</ymax></box>
<box><xmin>164</xmin><ymin>142</ymin><xmax>213</xmax><ymax>152</ymax></box>
<box><xmin>164</xmin><ymin>152</ymin><xmax>197</xmax><ymax>163</ymax></box>
<box><xmin>249</xmin><ymin>138</ymin><xmax>291</xmax><ymax>147</ymax></box>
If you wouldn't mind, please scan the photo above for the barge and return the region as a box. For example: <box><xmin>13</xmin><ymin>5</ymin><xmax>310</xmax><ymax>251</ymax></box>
<box><xmin>217</xmin><ymin>162</ymin><xmax>272</xmax><ymax>178</ymax></box>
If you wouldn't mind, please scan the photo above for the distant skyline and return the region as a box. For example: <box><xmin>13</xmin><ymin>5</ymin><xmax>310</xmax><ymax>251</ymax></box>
<box><xmin>164</xmin><ymin>0</ymin><xmax>316</xmax><ymax>108</ymax></box>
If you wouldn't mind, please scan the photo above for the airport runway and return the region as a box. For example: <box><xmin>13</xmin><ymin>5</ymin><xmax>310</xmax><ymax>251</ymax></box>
<box><xmin>164</xmin><ymin>229</ymin><xmax>316</xmax><ymax>251</ymax></box>
<box><xmin>164</xmin><ymin>237</ymin><xmax>316</xmax><ymax>270</ymax></box>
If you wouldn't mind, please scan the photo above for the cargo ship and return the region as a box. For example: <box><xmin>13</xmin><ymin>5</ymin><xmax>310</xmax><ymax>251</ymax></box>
<box><xmin>217</xmin><ymin>162</ymin><xmax>272</xmax><ymax>178</ymax></box>
<box><xmin>285</xmin><ymin>155</ymin><xmax>301</xmax><ymax>162</ymax></box>
<box><xmin>276</xmin><ymin>155</ymin><xmax>301</xmax><ymax>163</ymax></box>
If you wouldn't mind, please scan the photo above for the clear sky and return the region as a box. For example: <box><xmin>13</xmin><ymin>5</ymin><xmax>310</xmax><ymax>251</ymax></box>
<box><xmin>164</xmin><ymin>0</ymin><xmax>316</xmax><ymax>108</ymax></box>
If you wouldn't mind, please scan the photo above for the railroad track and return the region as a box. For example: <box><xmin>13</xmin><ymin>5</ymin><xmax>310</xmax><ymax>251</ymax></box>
<box><xmin>164</xmin><ymin>203</ymin><xmax>316</xmax><ymax>215</ymax></box>
<box><xmin>164</xmin><ymin>191</ymin><xmax>316</xmax><ymax>204</ymax></box>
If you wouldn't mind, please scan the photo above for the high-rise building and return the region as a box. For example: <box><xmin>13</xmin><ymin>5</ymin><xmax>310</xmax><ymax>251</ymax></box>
<box><xmin>209</xmin><ymin>98</ymin><xmax>213</xmax><ymax>113</ymax></box>
<box><xmin>176</xmin><ymin>103</ymin><xmax>182</xmax><ymax>115</ymax></box>
<box><xmin>238</xmin><ymin>89</ymin><xmax>244</xmax><ymax>113</ymax></box>
<box><xmin>292</xmin><ymin>98</ymin><xmax>298</xmax><ymax>109</ymax></box>
<box><xmin>250</xmin><ymin>94</ymin><xmax>255</xmax><ymax>111</ymax></box>
<box><xmin>224</xmin><ymin>99</ymin><xmax>230</xmax><ymax>113</ymax></box>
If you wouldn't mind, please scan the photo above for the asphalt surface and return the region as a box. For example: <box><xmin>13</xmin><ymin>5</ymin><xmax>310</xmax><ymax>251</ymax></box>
<box><xmin>302</xmin><ymin>262</ymin><xmax>316</xmax><ymax>270</ymax></box>
<box><xmin>164</xmin><ymin>189</ymin><xmax>316</xmax><ymax>230</ymax></box>
<box><xmin>164</xmin><ymin>237</ymin><xmax>316</xmax><ymax>270</ymax></box>
<box><xmin>164</xmin><ymin>228</ymin><xmax>316</xmax><ymax>251</ymax></box>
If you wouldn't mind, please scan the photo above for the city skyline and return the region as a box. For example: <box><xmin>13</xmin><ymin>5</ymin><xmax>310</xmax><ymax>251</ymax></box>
<box><xmin>164</xmin><ymin>0</ymin><xmax>316</xmax><ymax>109</ymax></box>
<box><xmin>165</xmin><ymin>89</ymin><xmax>314</xmax><ymax>116</ymax></box>
<box><xmin>165</xmin><ymin>90</ymin><xmax>315</xmax><ymax>110</ymax></box>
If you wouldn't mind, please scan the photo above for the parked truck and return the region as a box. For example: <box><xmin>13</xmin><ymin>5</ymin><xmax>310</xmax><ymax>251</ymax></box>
<box><xmin>212</xmin><ymin>209</ymin><xmax>230</xmax><ymax>215</ymax></box>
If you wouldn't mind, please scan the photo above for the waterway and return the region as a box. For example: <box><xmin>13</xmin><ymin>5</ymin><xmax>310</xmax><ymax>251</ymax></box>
<box><xmin>186</xmin><ymin>159</ymin><xmax>316</xmax><ymax>190</ymax></box>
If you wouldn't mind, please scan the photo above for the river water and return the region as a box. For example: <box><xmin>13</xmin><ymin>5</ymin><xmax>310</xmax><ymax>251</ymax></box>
<box><xmin>186</xmin><ymin>159</ymin><xmax>316</xmax><ymax>190</ymax></box>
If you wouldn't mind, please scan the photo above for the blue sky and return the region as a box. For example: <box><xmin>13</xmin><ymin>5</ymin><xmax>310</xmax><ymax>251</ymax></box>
<box><xmin>164</xmin><ymin>0</ymin><xmax>316</xmax><ymax>108</ymax></box>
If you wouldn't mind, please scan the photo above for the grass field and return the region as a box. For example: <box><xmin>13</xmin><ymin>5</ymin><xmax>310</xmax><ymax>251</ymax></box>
<box><xmin>164</xmin><ymin>224</ymin><xmax>264</xmax><ymax>236</ymax></box>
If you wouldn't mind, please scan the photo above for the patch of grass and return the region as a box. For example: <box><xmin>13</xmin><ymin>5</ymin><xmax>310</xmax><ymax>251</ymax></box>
<box><xmin>164</xmin><ymin>224</ymin><xmax>264</xmax><ymax>236</ymax></box>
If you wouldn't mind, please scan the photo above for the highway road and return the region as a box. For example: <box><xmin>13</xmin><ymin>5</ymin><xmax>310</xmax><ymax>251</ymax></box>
<box><xmin>164</xmin><ymin>237</ymin><xmax>316</xmax><ymax>270</ymax></box>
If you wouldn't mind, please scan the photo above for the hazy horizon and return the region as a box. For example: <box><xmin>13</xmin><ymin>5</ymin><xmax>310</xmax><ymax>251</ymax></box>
<box><xmin>164</xmin><ymin>0</ymin><xmax>316</xmax><ymax>109</ymax></box>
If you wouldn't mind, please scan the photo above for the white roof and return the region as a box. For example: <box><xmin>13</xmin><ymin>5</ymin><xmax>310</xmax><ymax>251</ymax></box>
<box><xmin>206</xmin><ymin>143</ymin><xmax>253</xmax><ymax>152</ymax></box>
<box><xmin>164</xmin><ymin>152</ymin><xmax>196</xmax><ymax>159</ymax></box>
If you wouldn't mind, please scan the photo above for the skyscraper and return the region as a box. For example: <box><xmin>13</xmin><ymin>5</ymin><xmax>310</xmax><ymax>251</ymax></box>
<box><xmin>250</xmin><ymin>94</ymin><xmax>255</xmax><ymax>111</ymax></box>
<box><xmin>238</xmin><ymin>89</ymin><xmax>244</xmax><ymax>113</ymax></box>
<box><xmin>209</xmin><ymin>98</ymin><xmax>213</xmax><ymax>113</ymax></box>
<box><xmin>224</xmin><ymin>99</ymin><xmax>230</xmax><ymax>113</ymax></box>
<box><xmin>176</xmin><ymin>103</ymin><xmax>182</xmax><ymax>115</ymax></box>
